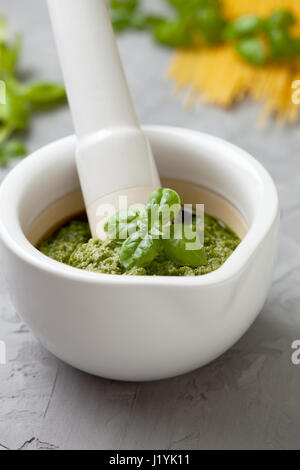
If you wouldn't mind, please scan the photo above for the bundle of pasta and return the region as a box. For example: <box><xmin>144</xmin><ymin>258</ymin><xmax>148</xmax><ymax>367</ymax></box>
<box><xmin>168</xmin><ymin>0</ymin><xmax>300</xmax><ymax>123</ymax></box>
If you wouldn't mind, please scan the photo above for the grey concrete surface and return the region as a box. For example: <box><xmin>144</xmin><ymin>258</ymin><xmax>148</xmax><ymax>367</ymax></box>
<box><xmin>0</xmin><ymin>0</ymin><xmax>300</xmax><ymax>451</ymax></box>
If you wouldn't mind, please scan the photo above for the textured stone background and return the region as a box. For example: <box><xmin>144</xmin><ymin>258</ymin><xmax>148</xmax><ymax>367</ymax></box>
<box><xmin>0</xmin><ymin>0</ymin><xmax>299</xmax><ymax>450</ymax></box>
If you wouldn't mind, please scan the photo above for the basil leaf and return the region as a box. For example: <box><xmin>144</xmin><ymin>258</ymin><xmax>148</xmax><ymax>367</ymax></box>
<box><xmin>0</xmin><ymin>17</ymin><xmax>66</xmax><ymax>163</ymax></box>
<box><xmin>268</xmin><ymin>29</ymin><xmax>296</xmax><ymax>59</ymax></box>
<box><xmin>167</xmin><ymin>0</ymin><xmax>220</xmax><ymax>15</ymax></box>
<box><xmin>119</xmin><ymin>232</ymin><xmax>160</xmax><ymax>269</ymax></box>
<box><xmin>163</xmin><ymin>224</ymin><xmax>207</xmax><ymax>267</ymax></box>
<box><xmin>23</xmin><ymin>82</ymin><xmax>66</xmax><ymax>107</ymax></box>
<box><xmin>110</xmin><ymin>8</ymin><xmax>132</xmax><ymax>32</ymax></box>
<box><xmin>110</xmin><ymin>0</ymin><xmax>138</xmax><ymax>12</ymax></box>
<box><xmin>0</xmin><ymin>84</ymin><xmax>30</xmax><ymax>133</ymax></box>
<box><xmin>268</xmin><ymin>9</ymin><xmax>295</xmax><ymax>30</ymax></box>
<box><xmin>225</xmin><ymin>15</ymin><xmax>263</xmax><ymax>39</ymax></box>
<box><xmin>0</xmin><ymin>34</ymin><xmax>22</xmax><ymax>75</ymax></box>
<box><xmin>147</xmin><ymin>188</ymin><xmax>181</xmax><ymax>210</ymax></box>
<box><xmin>290</xmin><ymin>38</ymin><xmax>300</xmax><ymax>56</ymax></box>
<box><xmin>2</xmin><ymin>139</ymin><xmax>26</xmax><ymax>157</ymax></box>
<box><xmin>236</xmin><ymin>37</ymin><xmax>267</xmax><ymax>66</ymax></box>
<box><xmin>145</xmin><ymin>15</ymin><xmax>166</xmax><ymax>29</ymax></box>
<box><xmin>0</xmin><ymin>16</ymin><xmax>7</xmax><ymax>43</ymax></box>
<box><xmin>0</xmin><ymin>139</ymin><xmax>27</xmax><ymax>167</ymax></box>
<box><xmin>0</xmin><ymin>150</ymin><xmax>9</xmax><ymax>167</ymax></box>
<box><xmin>104</xmin><ymin>207</ymin><xmax>144</xmax><ymax>241</ymax></box>
<box><xmin>0</xmin><ymin>78</ymin><xmax>29</xmax><ymax>144</ymax></box>
<box><xmin>129</xmin><ymin>12</ymin><xmax>148</xmax><ymax>30</ymax></box>
<box><xmin>154</xmin><ymin>20</ymin><xmax>192</xmax><ymax>48</ymax></box>
<box><xmin>196</xmin><ymin>8</ymin><xmax>226</xmax><ymax>44</ymax></box>
<box><xmin>0</xmin><ymin>125</ymin><xmax>13</xmax><ymax>145</ymax></box>
<box><xmin>111</xmin><ymin>8</ymin><xmax>147</xmax><ymax>32</ymax></box>
<box><xmin>146</xmin><ymin>188</ymin><xmax>181</xmax><ymax>227</ymax></box>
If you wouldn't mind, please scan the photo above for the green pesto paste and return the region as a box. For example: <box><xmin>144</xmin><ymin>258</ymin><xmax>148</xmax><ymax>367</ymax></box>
<box><xmin>39</xmin><ymin>214</ymin><xmax>241</xmax><ymax>277</ymax></box>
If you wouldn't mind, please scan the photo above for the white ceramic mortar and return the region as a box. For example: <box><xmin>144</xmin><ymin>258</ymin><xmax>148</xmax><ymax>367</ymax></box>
<box><xmin>0</xmin><ymin>126</ymin><xmax>279</xmax><ymax>381</ymax></box>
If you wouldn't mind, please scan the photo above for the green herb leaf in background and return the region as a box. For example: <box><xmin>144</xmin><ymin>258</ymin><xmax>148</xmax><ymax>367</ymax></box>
<box><xmin>268</xmin><ymin>29</ymin><xmax>296</xmax><ymax>59</ymax></box>
<box><xmin>23</xmin><ymin>82</ymin><xmax>66</xmax><ymax>108</ymax></box>
<box><xmin>0</xmin><ymin>139</ymin><xmax>26</xmax><ymax>166</ymax></box>
<box><xmin>154</xmin><ymin>19</ymin><xmax>192</xmax><ymax>48</ymax></box>
<box><xmin>110</xmin><ymin>0</ymin><xmax>138</xmax><ymax>13</ymax></box>
<box><xmin>236</xmin><ymin>37</ymin><xmax>267</xmax><ymax>66</ymax></box>
<box><xmin>267</xmin><ymin>9</ymin><xmax>295</xmax><ymax>30</ymax></box>
<box><xmin>0</xmin><ymin>16</ymin><xmax>66</xmax><ymax>167</ymax></box>
<box><xmin>110</xmin><ymin>8</ymin><xmax>147</xmax><ymax>32</ymax></box>
<box><xmin>109</xmin><ymin>0</ymin><xmax>148</xmax><ymax>32</ymax></box>
<box><xmin>166</xmin><ymin>0</ymin><xmax>221</xmax><ymax>16</ymax></box>
<box><xmin>224</xmin><ymin>15</ymin><xmax>263</xmax><ymax>40</ymax></box>
<box><xmin>0</xmin><ymin>15</ymin><xmax>7</xmax><ymax>42</ymax></box>
<box><xmin>196</xmin><ymin>8</ymin><xmax>226</xmax><ymax>44</ymax></box>
<box><xmin>109</xmin><ymin>1</ymin><xmax>300</xmax><ymax>67</ymax></box>
<box><xmin>0</xmin><ymin>78</ymin><xmax>30</xmax><ymax>140</ymax></box>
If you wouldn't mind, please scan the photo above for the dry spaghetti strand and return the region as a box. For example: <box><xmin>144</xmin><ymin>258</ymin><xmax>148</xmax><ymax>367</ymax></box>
<box><xmin>168</xmin><ymin>0</ymin><xmax>300</xmax><ymax>122</ymax></box>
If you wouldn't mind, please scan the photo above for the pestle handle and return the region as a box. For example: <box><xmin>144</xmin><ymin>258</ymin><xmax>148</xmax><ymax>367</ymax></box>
<box><xmin>48</xmin><ymin>0</ymin><xmax>139</xmax><ymax>137</ymax></box>
<box><xmin>47</xmin><ymin>0</ymin><xmax>161</xmax><ymax>238</ymax></box>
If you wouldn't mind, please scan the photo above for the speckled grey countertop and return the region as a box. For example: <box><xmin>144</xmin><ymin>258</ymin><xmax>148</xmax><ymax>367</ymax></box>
<box><xmin>0</xmin><ymin>0</ymin><xmax>299</xmax><ymax>451</ymax></box>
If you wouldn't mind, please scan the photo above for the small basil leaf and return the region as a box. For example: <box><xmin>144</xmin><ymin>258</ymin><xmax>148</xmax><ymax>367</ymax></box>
<box><xmin>145</xmin><ymin>15</ymin><xmax>166</xmax><ymax>29</ymax></box>
<box><xmin>147</xmin><ymin>188</ymin><xmax>181</xmax><ymax>210</ymax></box>
<box><xmin>0</xmin><ymin>149</ymin><xmax>9</xmax><ymax>167</ymax></box>
<box><xmin>196</xmin><ymin>8</ymin><xmax>226</xmax><ymax>44</ymax></box>
<box><xmin>154</xmin><ymin>20</ymin><xmax>192</xmax><ymax>48</ymax></box>
<box><xmin>0</xmin><ymin>84</ymin><xmax>30</xmax><ymax>132</ymax></box>
<box><xmin>290</xmin><ymin>38</ymin><xmax>300</xmax><ymax>55</ymax></box>
<box><xmin>130</xmin><ymin>12</ymin><xmax>148</xmax><ymax>30</ymax></box>
<box><xmin>0</xmin><ymin>16</ymin><xmax>7</xmax><ymax>43</ymax></box>
<box><xmin>0</xmin><ymin>125</ymin><xmax>13</xmax><ymax>145</ymax></box>
<box><xmin>163</xmin><ymin>224</ymin><xmax>207</xmax><ymax>267</ymax></box>
<box><xmin>0</xmin><ymin>34</ymin><xmax>22</xmax><ymax>75</ymax></box>
<box><xmin>268</xmin><ymin>9</ymin><xmax>295</xmax><ymax>30</ymax></box>
<box><xmin>0</xmin><ymin>139</ymin><xmax>27</xmax><ymax>167</ymax></box>
<box><xmin>146</xmin><ymin>188</ymin><xmax>181</xmax><ymax>227</ymax></box>
<box><xmin>23</xmin><ymin>82</ymin><xmax>66</xmax><ymax>107</ymax></box>
<box><xmin>167</xmin><ymin>0</ymin><xmax>221</xmax><ymax>15</ymax></box>
<box><xmin>268</xmin><ymin>29</ymin><xmax>294</xmax><ymax>59</ymax></box>
<box><xmin>2</xmin><ymin>139</ymin><xmax>26</xmax><ymax>158</ymax></box>
<box><xmin>104</xmin><ymin>207</ymin><xmax>144</xmax><ymax>241</ymax></box>
<box><xmin>236</xmin><ymin>37</ymin><xmax>267</xmax><ymax>66</ymax></box>
<box><xmin>119</xmin><ymin>232</ymin><xmax>160</xmax><ymax>269</ymax></box>
<box><xmin>225</xmin><ymin>15</ymin><xmax>263</xmax><ymax>39</ymax></box>
<box><xmin>110</xmin><ymin>0</ymin><xmax>138</xmax><ymax>12</ymax></box>
<box><xmin>111</xmin><ymin>8</ymin><xmax>136</xmax><ymax>32</ymax></box>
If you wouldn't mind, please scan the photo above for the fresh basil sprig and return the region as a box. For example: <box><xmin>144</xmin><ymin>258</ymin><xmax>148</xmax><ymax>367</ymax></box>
<box><xmin>104</xmin><ymin>188</ymin><xmax>207</xmax><ymax>270</ymax></box>
<box><xmin>0</xmin><ymin>16</ymin><xmax>66</xmax><ymax>167</ymax></box>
